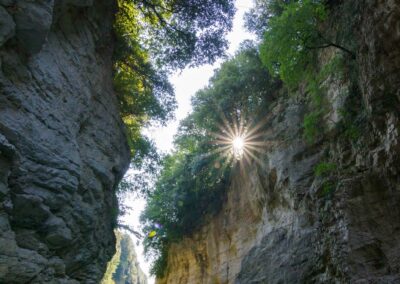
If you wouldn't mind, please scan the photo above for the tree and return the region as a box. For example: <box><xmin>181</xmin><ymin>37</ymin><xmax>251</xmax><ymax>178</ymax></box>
<box><xmin>244</xmin><ymin>0</ymin><xmax>292</xmax><ymax>38</ymax></box>
<box><xmin>258</xmin><ymin>0</ymin><xmax>355</xmax><ymax>88</ymax></box>
<box><xmin>113</xmin><ymin>0</ymin><xmax>235</xmax><ymax>185</ymax></box>
<box><xmin>132</xmin><ymin>0</ymin><xmax>236</xmax><ymax>69</ymax></box>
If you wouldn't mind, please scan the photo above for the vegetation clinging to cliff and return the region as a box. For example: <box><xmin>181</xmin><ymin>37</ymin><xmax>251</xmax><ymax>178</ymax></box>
<box><xmin>258</xmin><ymin>0</ymin><xmax>355</xmax><ymax>89</ymax></box>
<box><xmin>141</xmin><ymin>46</ymin><xmax>278</xmax><ymax>277</ymax></box>
<box><xmin>255</xmin><ymin>0</ymin><xmax>358</xmax><ymax>142</ymax></box>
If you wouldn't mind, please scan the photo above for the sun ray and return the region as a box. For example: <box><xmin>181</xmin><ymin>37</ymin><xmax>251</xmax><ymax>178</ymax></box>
<box><xmin>242</xmin><ymin>150</ymin><xmax>252</xmax><ymax>166</ymax></box>
<box><xmin>244</xmin><ymin>128</ymin><xmax>273</xmax><ymax>141</ymax></box>
<box><xmin>210</xmin><ymin>107</ymin><xmax>274</xmax><ymax>172</ymax></box>
<box><xmin>244</xmin><ymin>148</ymin><xmax>265</xmax><ymax>168</ymax></box>
<box><xmin>242</xmin><ymin>113</ymin><xmax>273</xmax><ymax>139</ymax></box>
<box><xmin>216</xmin><ymin>107</ymin><xmax>236</xmax><ymax>138</ymax></box>
<box><xmin>238</xmin><ymin>112</ymin><xmax>246</xmax><ymax>138</ymax></box>
<box><xmin>245</xmin><ymin>144</ymin><xmax>267</xmax><ymax>154</ymax></box>
<box><xmin>245</xmin><ymin>140</ymin><xmax>271</xmax><ymax>147</ymax></box>
<box><xmin>216</xmin><ymin>122</ymin><xmax>235</xmax><ymax>139</ymax></box>
<box><xmin>210</xmin><ymin>131</ymin><xmax>234</xmax><ymax>143</ymax></box>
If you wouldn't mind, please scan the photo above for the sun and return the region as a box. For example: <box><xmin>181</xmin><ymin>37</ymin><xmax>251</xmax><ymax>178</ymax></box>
<box><xmin>208</xmin><ymin>112</ymin><xmax>271</xmax><ymax>168</ymax></box>
<box><xmin>232</xmin><ymin>136</ymin><xmax>245</xmax><ymax>160</ymax></box>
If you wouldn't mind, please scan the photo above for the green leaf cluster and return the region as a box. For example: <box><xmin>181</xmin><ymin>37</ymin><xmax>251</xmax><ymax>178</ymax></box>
<box><xmin>314</xmin><ymin>162</ymin><xmax>337</xmax><ymax>197</ymax></box>
<box><xmin>114</xmin><ymin>0</ymin><xmax>176</xmax><ymax>157</ymax></box>
<box><xmin>259</xmin><ymin>0</ymin><xmax>327</xmax><ymax>88</ymax></box>
<box><xmin>314</xmin><ymin>162</ymin><xmax>336</xmax><ymax>177</ymax></box>
<box><xmin>130</xmin><ymin>0</ymin><xmax>236</xmax><ymax>69</ymax></box>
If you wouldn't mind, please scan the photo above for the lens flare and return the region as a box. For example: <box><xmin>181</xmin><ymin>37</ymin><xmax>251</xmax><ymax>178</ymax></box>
<box><xmin>209</xmin><ymin>110</ymin><xmax>276</xmax><ymax>169</ymax></box>
<box><xmin>232</xmin><ymin>136</ymin><xmax>245</xmax><ymax>160</ymax></box>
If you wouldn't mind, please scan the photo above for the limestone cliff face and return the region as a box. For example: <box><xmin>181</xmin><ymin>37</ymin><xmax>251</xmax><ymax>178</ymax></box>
<box><xmin>157</xmin><ymin>1</ymin><xmax>400</xmax><ymax>283</ymax></box>
<box><xmin>102</xmin><ymin>232</ymin><xmax>148</xmax><ymax>284</ymax></box>
<box><xmin>0</xmin><ymin>0</ymin><xmax>130</xmax><ymax>283</ymax></box>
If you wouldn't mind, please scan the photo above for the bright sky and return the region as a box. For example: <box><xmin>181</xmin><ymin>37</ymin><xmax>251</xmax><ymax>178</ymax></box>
<box><xmin>122</xmin><ymin>1</ymin><xmax>255</xmax><ymax>283</ymax></box>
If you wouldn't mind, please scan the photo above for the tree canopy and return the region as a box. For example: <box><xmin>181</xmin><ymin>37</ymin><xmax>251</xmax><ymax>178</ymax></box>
<box><xmin>113</xmin><ymin>0</ymin><xmax>235</xmax><ymax>185</ymax></box>
<box><xmin>257</xmin><ymin>0</ymin><xmax>355</xmax><ymax>88</ymax></box>
<box><xmin>132</xmin><ymin>0</ymin><xmax>236</xmax><ymax>69</ymax></box>
<box><xmin>259</xmin><ymin>0</ymin><xmax>327</xmax><ymax>87</ymax></box>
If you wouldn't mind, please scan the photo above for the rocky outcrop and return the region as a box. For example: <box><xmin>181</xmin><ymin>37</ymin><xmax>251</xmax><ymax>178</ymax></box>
<box><xmin>0</xmin><ymin>0</ymin><xmax>130</xmax><ymax>283</ymax></box>
<box><xmin>102</xmin><ymin>232</ymin><xmax>148</xmax><ymax>284</ymax></box>
<box><xmin>157</xmin><ymin>1</ymin><xmax>400</xmax><ymax>283</ymax></box>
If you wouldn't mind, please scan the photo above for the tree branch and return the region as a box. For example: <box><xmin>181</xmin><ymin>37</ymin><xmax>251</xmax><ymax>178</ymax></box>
<box><xmin>314</xmin><ymin>32</ymin><xmax>356</xmax><ymax>59</ymax></box>
<box><xmin>117</xmin><ymin>224</ymin><xmax>143</xmax><ymax>239</ymax></box>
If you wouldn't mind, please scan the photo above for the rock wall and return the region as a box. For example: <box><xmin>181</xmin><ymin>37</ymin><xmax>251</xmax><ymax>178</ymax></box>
<box><xmin>0</xmin><ymin>0</ymin><xmax>130</xmax><ymax>283</ymax></box>
<box><xmin>102</xmin><ymin>232</ymin><xmax>148</xmax><ymax>284</ymax></box>
<box><xmin>157</xmin><ymin>1</ymin><xmax>400</xmax><ymax>283</ymax></box>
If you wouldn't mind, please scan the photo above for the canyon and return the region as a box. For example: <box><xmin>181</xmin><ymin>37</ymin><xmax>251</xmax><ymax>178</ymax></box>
<box><xmin>0</xmin><ymin>0</ymin><xmax>400</xmax><ymax>283</ymax></box>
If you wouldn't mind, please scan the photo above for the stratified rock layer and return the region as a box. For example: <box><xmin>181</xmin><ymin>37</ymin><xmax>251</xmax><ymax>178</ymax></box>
<box><xmin>157</xmin><ymin>1</ymin><xmax>400</xmax><ymax>283</ymax></box>
<box><xmin>0</xmin><ymin>0</ymin><xmax>130</xmax><ymax>283</ymax></box>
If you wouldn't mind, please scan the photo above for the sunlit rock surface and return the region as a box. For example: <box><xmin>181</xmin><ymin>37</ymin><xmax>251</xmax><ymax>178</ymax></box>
<box><xmin>157</xmin><ymin>1</ymin><xmax>400</xmax><ymax>283</ymax></box>
<box><xmin>102</xmin><ymin>232</ymin><xmax>148</xmax><ymax>284</ymax></box>
<box><xmin>0</xmin><ymin>0</ymin><xmax>130</xmax><ymax>283</ymax></box>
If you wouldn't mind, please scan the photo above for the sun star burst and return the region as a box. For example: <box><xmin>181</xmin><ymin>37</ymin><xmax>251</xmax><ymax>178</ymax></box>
<box><xmin>232</xmin><ymin>136</ymin><xmax>245</xmax><ymax>160</ymax></box>
<box><xmin>209</xmin><ymin>113</ymin><xmax>271</xmax><ymax>168</ymax></box>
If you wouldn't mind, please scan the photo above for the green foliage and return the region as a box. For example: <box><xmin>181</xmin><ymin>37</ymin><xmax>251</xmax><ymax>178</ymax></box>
<box><xmin>314</xmin><ymin>162</ymin><xmax>337</xmax><ymax>198</ymax></box>
<box><xmin>130</xmin><ymin>0</ymin><xmax>235</xmax><ymax>69</ymax></box>
<box><xmin>302</xmin><ymin>55</ymin><xmax>346</xmax><ymax>143</ymax></box>
<box><xmin>114</xmin><ymin>0</ymin><xmax>176</xmax><ymax>158</ymax></box>
<box><xmin>301</xmin><ymin>55</ymin><xmax>342</xmax><ymax>141</ymax></box>
<box><xmin>245</xmin><ymin>0</ymin><xmax>293</xmax><ymax>38</ymax></box>
<box><xmin>321</xmin><ymin>181</ymin><xmax>335</xmax><ymax>196</ymax></box>
<box><xmin>303</xmin><ymin>110</ymin><xmax>323</xmax><ymax>143</ymax></box>
<box><xmin>338</xmin><ymin>110</ymin><xmax>361</xmax><ymax>141</ymax></box>
<box><xmin>258</xmin><ymin>0</ymin><xmax>356</xmax><ymax>89</ymax></box>
<box><xmin>113</xmin><ymin>0</ymin><xmax>236</xmax><ymax>197</ymax></box>
<box><xmin>314</xmin><ymin>162</ymin><xmax>337</xmax><ymax>197</ymax></box>
<box><xmin>251</xmin><ymin>1</ymin><xmax>360</xmax><ymax>145</ymax></box>
<box><xmin>259</xmin><ymin>0</ymin><xmax>327</xmax><ymax>88</ymax></box>
<box><xmin>149</xmin><ymin>246</ymin><xmax>169</xmax><ymax>278</ymax></box>
<box><xmin>314</xmin><ymin>162</ymin><xmax>336</xmax><ymax>177</ymax></box>
<box><xmin>140</xmin><ymin>47</ymin><xmax>278</xmax><ymax>277</ymax></box>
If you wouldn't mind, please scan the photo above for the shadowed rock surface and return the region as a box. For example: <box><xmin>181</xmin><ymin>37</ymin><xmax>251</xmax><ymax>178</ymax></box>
<box><xmin>157</xmin><ymin>1</ymin><xmax>400</xmax><ymax>283</ymax></box>
<box><xmin>0</xmin><ymin>0</ymin><xmax>130</xmax><ymax>283</ymax></box>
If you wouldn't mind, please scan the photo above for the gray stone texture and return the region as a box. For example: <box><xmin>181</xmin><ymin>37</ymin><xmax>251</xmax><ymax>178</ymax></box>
<box><xmin>0</xmin><ymin>0</ymin><xmax>130</xmax><ymax>283</ymax></box>
<box><xmin>0</xmin><ymin>6</ymin><xmax>15</xmax><ymax>47</ymax></box>
<box><xmin>237</xmin><ymin>0</ymin><xmax>400</xmax><ymax>283</ymax></box>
